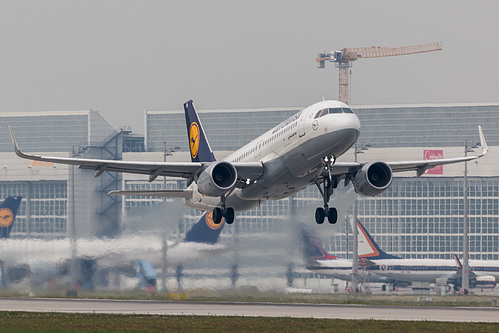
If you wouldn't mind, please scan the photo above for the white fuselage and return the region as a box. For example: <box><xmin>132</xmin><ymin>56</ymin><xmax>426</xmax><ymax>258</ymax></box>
<box><xmin>308</xmin><ymin>257</ymin><xmax>499</xmax><ymax>287</ymax></box>
<box><xmin>372</xmin><ymin>258</ymin><xmax>499</xmax><ymax>284</ymax></box>
<box><xmin>184</xmin><ymin>100</ymin><xmax>361</xmax><ymax>212</ymax></box>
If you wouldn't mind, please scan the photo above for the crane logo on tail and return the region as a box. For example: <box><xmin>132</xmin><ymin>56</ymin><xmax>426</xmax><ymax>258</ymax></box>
<box><xmin>189</xmin><ymin>122</ymin><xmax>200</xmax><ymax>159</ymax></box>
<box><xmin>0</xmin><ymin>208</ymin><xmax>14</xmax><ymax>227</ymax></box>
<box><xmin>205</xmin><ymin>212</ymin><xmax>224</xmax><ymax>230</ymax></box>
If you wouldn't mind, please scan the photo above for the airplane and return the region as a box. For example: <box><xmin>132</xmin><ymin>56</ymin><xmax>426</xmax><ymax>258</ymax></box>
<box><xmin>358</xmin><ymin>220</ymin><xmax>499</xmax><ymax>290</ymax></box>
<box><xmin>303</xmin><ymin>219</ymin><xmax>499</xmax><ymax>291</ymax></box>
<box><xmin>0</xmin><ymin>210</ymin><xmax>227</xmax><ymax>290</ymax></box>
<box><xmin>8</xmin><ymin>99</ymin><xmax>489</xmax><ymax>225</ymax></box>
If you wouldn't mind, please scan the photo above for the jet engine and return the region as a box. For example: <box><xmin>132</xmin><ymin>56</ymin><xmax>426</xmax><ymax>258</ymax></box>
<box><xmin>472</xmin><ymin>275</ymin><xmax>497</xmax><ymax>289</ymax></box>
<box><xmin>353</xmin><ymin>162</ymin><xmax>393</xmax><ymax>197</ymax></box>
<box><xmin>197</xmin><ymin>161</ymin><xmax>238</xmax><ymax>197</ymax></box>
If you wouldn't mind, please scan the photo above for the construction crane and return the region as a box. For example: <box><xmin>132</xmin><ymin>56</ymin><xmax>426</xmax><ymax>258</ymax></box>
<box><xmin>316</xmin><ymin>42</ymin><xmax>442</xmax><ymax>105</ymax></box>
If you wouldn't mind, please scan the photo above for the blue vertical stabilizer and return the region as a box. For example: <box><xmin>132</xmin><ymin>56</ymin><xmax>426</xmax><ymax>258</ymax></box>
<box><xmin>357</xmin><ymin>219</ymin><xmax>400</xmax><ymax>260</ymax></box>
<box><xmin>183</xmin><ymin>212</ymin><xmax>225</xmax><ymax>245</ymax></box>
<box><xmin>184</xmin><ymin>100</ymin><xmax>216</xmax><ymax>163</ymax></box>
<box><xmin>0</xmin><ymin>196</ymin><xmax>22</xmax><ymax>239</ymax></box>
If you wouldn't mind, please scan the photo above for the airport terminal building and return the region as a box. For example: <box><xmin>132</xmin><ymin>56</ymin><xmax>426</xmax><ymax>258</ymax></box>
<box><xmin>0</xmin><ymin>102</ymin><xmax>498</xmax><ymax>263</ymax></box>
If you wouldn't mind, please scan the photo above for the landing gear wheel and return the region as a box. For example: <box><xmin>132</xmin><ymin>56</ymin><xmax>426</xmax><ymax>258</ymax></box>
<box><xmin>327</xmin><ymin>207</ymin><xmax>338</xmax><ymax>224</ymax></box>
<box><xmin>225</xmin><ymin>207</ymin><xmax>235</xmax><ymax>224</ymax></box>
<box><xmin>315</xmin><ymin>207</ymin><xmax>325</xmax><ymax>224</ymax></box>
<box><xmin>213</xmin><ymin>207</ymin><xmax>223</xmax><ymax>224</ymax></box>
<box><xmin>314</xmin><ymin>156</ymin><xmax>339</xmax><ymax>226</ymax></box>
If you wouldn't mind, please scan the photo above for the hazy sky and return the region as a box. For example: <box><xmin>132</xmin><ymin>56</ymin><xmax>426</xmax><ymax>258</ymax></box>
<box><xmin>1</xmin><ymin>1</ymin><xmax>497</xmax><ymax>133</ymax></box>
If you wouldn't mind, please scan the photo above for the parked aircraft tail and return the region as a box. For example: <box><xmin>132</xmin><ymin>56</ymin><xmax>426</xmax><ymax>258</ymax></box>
<box><xmin>453</xmin><ymin>254</ymin><xmax>463</xmax><ymax>269</ymax></box>
<box><xmin>357</xmin><ymin>219</ymin><xmax>400</xmax><ymax>260</ymax></box>
<box><xmin>184</xmin><ymin>100</ymin><xmax>216</xmax><ymax>163</ymax></box>
<box><xmin>134</xmin><ymin>260</ymin><xmax>157</xmax><ymax>291</ymax></box>
<box><xmin>183</xmin><ymin>212</ymin><xmax>225</xmax><ymax>245</ymax></box>
<box><xmin>0</xmin><ymin>196</ymin><xmax>22</xmax><ymax>239</ymax></box>
<box><xmin>300</xmin><ymin>226</ymin><xmax>341</xmax><ymax>261</ymax></box>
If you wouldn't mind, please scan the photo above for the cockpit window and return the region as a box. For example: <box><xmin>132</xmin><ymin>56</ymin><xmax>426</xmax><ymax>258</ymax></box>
<box><xmin>314</xmin><ymin>109</ymin><xmax>328</xmax><ymax>118</ymax></box>
<box><xmin>328</xmin><ymin>108</ymin><xmax>342</xmax><ymax>114</ymax></box>
<box><xmin>315</xmin><ymin>107</ymin><xmax>355</xmax><ymax>118</ymax></box>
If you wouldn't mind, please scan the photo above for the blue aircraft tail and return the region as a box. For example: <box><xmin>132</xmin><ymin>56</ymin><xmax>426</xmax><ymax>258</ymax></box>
<box><xmin>300</xmin><ymin>226</ymin><xmax>341</xmax><ymax>261</ymax></box>
<box><xmin>134</xmin><ymin>260</ymin><xmax>157</xmax><ymax>291</ymax></box>
<box><xmin>184</xmin><ymin>100</ymin><xmax>216</xmax><ymax>163</ymax></box>
<box><xmin>0</xmin><ymin>196</ymin><xmax>22</xmax><ymax>239</ymax></box>
<box><xmin>183</xmin><ymin>212</ymin><xmax>225</xmax><ymax>245</ymax></box>
<box><xmin>357</xmin><ymin>219</ymin><xmax>400</xmax><ymax>260</ymax></box>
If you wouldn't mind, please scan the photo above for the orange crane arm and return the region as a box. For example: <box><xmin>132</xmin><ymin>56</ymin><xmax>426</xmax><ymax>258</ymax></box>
<box><xmin>316</xmin><ymin>42</ymin><xmax>442</xmax><ymax>105</ymax></box>
<box><xmin>343</xmin><ymin>42</ymin><xmax>442</xmax><ymax>61</ymax></box>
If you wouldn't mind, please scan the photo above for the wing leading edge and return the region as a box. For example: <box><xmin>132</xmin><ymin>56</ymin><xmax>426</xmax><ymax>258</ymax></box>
<box><xmin>330</xmin><ymin>126</ymin><xmax>488</xmax><ymax>178</ymax></box>
<box><xmin>8</xmin><ymin>126</ymin><xmax>263</xmax><ymax>184</ymax></box>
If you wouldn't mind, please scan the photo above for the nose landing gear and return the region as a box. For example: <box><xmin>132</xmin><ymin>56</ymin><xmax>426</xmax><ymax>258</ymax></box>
<box><xmin>315</xmin><ymin>156</ymin><xmax>338</xmax><ymax>224</ymax></box>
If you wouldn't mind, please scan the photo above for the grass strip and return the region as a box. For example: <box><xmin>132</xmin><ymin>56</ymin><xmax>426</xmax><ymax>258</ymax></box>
<box><xmin>0</xmin><ymin>312</ymin><xmax>498</xmax><ymax>332</ymax></box>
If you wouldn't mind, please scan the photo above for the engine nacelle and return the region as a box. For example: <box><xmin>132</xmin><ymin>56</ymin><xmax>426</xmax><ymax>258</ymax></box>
<box><xmin>353</xmin><ymin>161</ymin><xmax>393</xmax><ymax>197</ymax></box>
<box><xmin>197</xmin><ymin>161</ymin><xmax>238</xmax><ymax>197</ymax></box>
<box><xmin>472</xmin><ymin>275</ymin><xmax>497</xmax><ymax>289</ymax></box>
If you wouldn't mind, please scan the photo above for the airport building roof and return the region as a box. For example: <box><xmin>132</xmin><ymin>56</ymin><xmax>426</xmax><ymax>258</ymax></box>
<box><xmin>145</xmin><ymin>102</ymin><xmax>499</xmax><ymax>152</ymax></box>
<box><xmin>0</xmin><ymin>110</ymin><xmax>117</xmax><ymax>153</ymax></box>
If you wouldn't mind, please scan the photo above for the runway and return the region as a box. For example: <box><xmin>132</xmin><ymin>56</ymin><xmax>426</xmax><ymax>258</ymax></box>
<box><xmin>1</xmin><ymin>298</ymin><xmax>499</xmax><ymax>322</ymax></box>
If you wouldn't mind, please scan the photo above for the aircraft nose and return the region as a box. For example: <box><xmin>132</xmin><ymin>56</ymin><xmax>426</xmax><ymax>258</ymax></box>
<box><xmin>335</xmin><ymin>113</ymin><xmax>361</xmax><ymax>135</ymax></box>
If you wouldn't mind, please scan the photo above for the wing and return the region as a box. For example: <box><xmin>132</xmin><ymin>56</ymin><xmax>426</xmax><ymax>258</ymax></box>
<box><xmin>9</xmin><ymin>126</ymin><xmax>263</xmax><ymax>183</ymax></box>
<box><xmin>329</xmin><ymin>126</ymin><xmax>488</xmax><ymax>179</ymax></box>
<box><xmin>108</xmin><ymin>189</ymin><xmax>193</xmax><ymax>198</ymax></box>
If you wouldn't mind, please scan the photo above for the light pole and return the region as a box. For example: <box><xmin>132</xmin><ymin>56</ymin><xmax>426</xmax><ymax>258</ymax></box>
<box><xmin>462</xmin><ymin>140</ymin><xmax>479</xmax><ymax>294</ymax></box>
<box><xmin>352</xmin><ymin>142</ymin><xmax>370</xmax><ymax>292</ymax></box>
<box><xmin>68</xmin><ymin>145</ymin><xmax>88</xmax><ymax>294</ymax></box>
<box><xmin>161</xmin><ymin>141</ymin><xmax>179</xmax><ymax>290</ymax></box>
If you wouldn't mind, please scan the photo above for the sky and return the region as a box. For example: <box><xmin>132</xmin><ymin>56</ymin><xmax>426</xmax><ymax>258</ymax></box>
<box><xmin>0</xmin><ymin>1</ymin><xmax>498</xmax><ymax>133</ymax></box>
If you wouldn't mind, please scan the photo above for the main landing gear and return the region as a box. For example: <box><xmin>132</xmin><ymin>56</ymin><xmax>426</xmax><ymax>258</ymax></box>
<box><xmin>213</xmin><ymin>194</ymin><xmax>235</xmax><ymax>225</ymax></box>
<box><xmin>315</xmin><ymin>156</ymin><xmax>338</xmax><ymax>224</ymax></box>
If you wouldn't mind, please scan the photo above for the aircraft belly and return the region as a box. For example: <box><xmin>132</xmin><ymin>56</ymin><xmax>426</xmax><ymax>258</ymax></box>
<box><xmin>240</xmin><ymin>156</ymin><xmax>318</xmax><ymax>200</ymax></box>
<box><xmin>185</xmin><ymin>193</ymin><xmax>258</xmax><ymax>213</ymax></box>
<box><xmin>284</xmin><ymin>128</ymin><xmax>358</xmax><ymax>178</ymax></box>
<box><xmin>378</xmin><ymin>271</ymin><xmax>446</xmax><ymax>284</ymax></box>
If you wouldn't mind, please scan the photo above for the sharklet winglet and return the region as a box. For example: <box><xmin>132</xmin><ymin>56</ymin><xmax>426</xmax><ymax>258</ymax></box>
<box><xmin>478</xmin><ymin>125</ymin><xmax>488</xmax><ymax>157</ymax></box>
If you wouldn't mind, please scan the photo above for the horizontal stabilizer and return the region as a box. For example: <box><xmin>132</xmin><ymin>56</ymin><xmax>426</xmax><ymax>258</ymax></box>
<box><xmin>108</xmin><ymin>189</ymin><xmax>192</xmax><ymax>198</ymax></box>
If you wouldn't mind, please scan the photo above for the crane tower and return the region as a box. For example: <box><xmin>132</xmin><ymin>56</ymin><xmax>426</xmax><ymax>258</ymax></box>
<box><xmin>316</xmin><ymin>42</ymin><xmax>442</xmax><ymax>105</ymax></box>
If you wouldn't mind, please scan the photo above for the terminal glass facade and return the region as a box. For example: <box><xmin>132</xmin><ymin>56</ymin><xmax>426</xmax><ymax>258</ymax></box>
<box><xmin>357</xmin><ymin>177</ymin><xmax>499</xmax><ymax>260</ymax></box>
<box><xmin>355</xmin><ymin>104</ymin><xmax>499</xmax><ymax>148</ymax></box>
<box><xmin>3</xmin><ymin>181</ymin><xmax>67</xmax><ymax>238</ymax></box>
